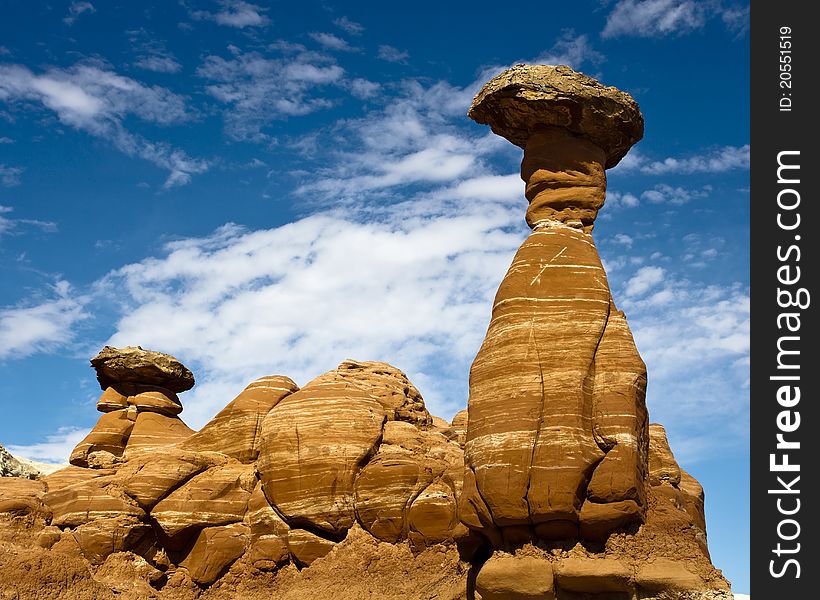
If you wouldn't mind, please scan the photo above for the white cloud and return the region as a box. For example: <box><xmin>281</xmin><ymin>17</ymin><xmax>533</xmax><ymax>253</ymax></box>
<box><xmin>602</xmin><ymin>0</ymin><xmax>706</xmax><ymax>38</ymax></box>
<box><xmin>333</xmin><ymin>16</ymin><xmax>364</xmax><ymax>36</ymax></box>
<box><xmin>602</xmin><ymin>0</ymin><xmax>749</xmax><ymax>39</ymax></box>
<box><xmin>377</xmin><ymin>45</ymin><xmax>409</xmax><ymax>63</ymax></box>
<box><xmin>0</xmin><ymin>204</ymin><xmax>57</xmax><ymax>237</ymax></box>
<box><xmin>197</xmin><ymin>46</ymin><xmax>345</xmax><ymax>141</ymax></box>
<box><xmin>0</xmin><ymin>281</ymin><xmax>88</xmax><ymax>360</ymax></box>
<box><xmin>190</xmin><ymin>0</ymin><xmax>270</xmax><ymax>28</ymax></box>
<box><xmin>7</xmin><ymin>427</ymin><xmax>87</xmax><ymax>464</ymax></box>
<box><xmin>606</xmin><ymin>190</ymin><xmax>640</xmax><ymax>209</ymax></box>
<box><xmin>296</xmin><ymin>77</ymin><xmax>511</xmax><ymax>200</ymax></box>
<box><xmin>613</xmin><ymin>233</ymin><xmax>634</xmax><ymax>247</ymax></box>
<box><xmin>0</xmin><ymin>164</ymin><xmax>23</xmax><ymax>186</ymax></box>
<box><xmin>348</xmin><ymin>78</ymin><xmax>381</xmax><ymax>99</ymax></box>
<box><xmin>64</xmin><ymin>1</ymin><xmax>96</xmax><ymax>26</ymax></box>
<box><xmin>309</xmin><ymin>32</ymin><xmax>357</xmax><ymax>52</ymax></box>
<box><xmin>0</xmin><ymin>63</ymin><xmax>207</xmax><ymax>187</ymax></box>
<box><xmin>98</xmin><ymin>184</ymin><xmax>524</xmax><ymax>427</ymax></box>
<box><xmin>534</xmin><ymin>30</ymin><xmax>604</xmax><ymax>69</ymax></box>
<box><xmin>624</xmin><ymin>265</ymin><xmax>665</xmax><ymax>297</ymax></box>
<box><xmin>0</xmin><ymin>136</ymin><xmax>13</xmax><ymax>144</ymax></box>
<box><xmin>613</xmin><ymin>265</ymin><xmax>749</xmax><ymax>463</ymax></box>
<box><xmin>616</xmin><ymin>145</ymin><xmax>750</xmax><ymax>175</ymax></box>
<box><xmin>641</xmin><ymin>183</ymin><xmax>711</xmax><ymax>205</ymax></box>
<box><xmin>129</xmin><ymin>29</ymin><xmax>183</xmax><ymax>74</ymax></box>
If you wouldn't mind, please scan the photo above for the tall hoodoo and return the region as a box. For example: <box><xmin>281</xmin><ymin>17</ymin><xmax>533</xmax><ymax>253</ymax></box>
<box><xmin>460</xmin><ymin>64</ymin><xmax>650</xmax><ymax>544</ymax></box>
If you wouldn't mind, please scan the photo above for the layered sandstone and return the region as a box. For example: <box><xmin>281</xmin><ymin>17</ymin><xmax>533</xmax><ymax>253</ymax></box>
<box><xmin>0</xmin><ymin>65</ymin><xmax>733</xmax><ymax>600</ymax></box>
<box><xmin>460</xmin><ymin>65</ymin><xmax>651</xmax><ymax>548</ymax></box>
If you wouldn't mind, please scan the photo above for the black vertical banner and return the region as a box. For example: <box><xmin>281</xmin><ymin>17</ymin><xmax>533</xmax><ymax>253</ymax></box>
<box><xmin>751</xmin><ymin>2</ymin><xmax>818</xmax><ymax>597</ymax></box>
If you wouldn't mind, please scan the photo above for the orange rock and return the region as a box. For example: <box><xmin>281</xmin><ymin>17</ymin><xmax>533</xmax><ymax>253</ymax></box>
<box><xmin>464</xmin><ymin>226</ymin><xmax>610</xmax><ymax>527</ymax></box>
<box><xmin>71</xmin><ymin>515</ymin><xmax>151</xmax><ymax>564</ymax></box>
<box><xmin>305</xmin><ymin>360</ymin><xmax>431</xmax><ymax>426</ymax></box>
<box><xmin>124</xmin><ymin>412</ymin><xmax>194</xmax><ymax>453</ymax></box>
<box><xmin>151</xmin><ymin>462</ymin><xmax>255</xmax><ymax>538</ymax></box>
<box><xmin>648</xmin><ymin>424</ymin><xmax>682</xmax><ymax>486</ymax></box>
<box><xmin>257</xmin><ymin>376</ymin><xmax>385</xmax><ymax>535</ymax></box>
<box><xmin>43</xmin><ymin>468</ymin><xmax>144</xmax><ymax>528</ymax></box>
<box><xmin>127</xmin><ymin>388</ymin><xmax>182</xmax><ymax>416</ymax></box>
<box><xmin>408</xmin><ymin>480</ymin><xmax>461</xmax><ymax>546</ymax></box>
<box><xmin>450</xmin><ymin>409</ymin><xmax>468</xmax><ymax>448</ymax></box>
<box><xmin>554</xmin><ymin>557</ymin><xmax>633</xmax><ymax>593</ymax></box>
<box><xmin>69</xmin><ymin>409</ymin><xmax>135</xmax><ymax>467</ymax></box>
<box><xmin>180</xmin><ymin>375</ymin><xmax>298</xmax><ymax>462</ymax></box>
<box><xmin>91</xmin><ymin>345</ymin><xmax>195</xmax><ymax>393</ymax></box>
<box><xmin>355</xmin><ymin>454</ymin><xmax>427</xmax><ymax>543</ymax></box>
<box><xmin>578</xmin><ymin>499</ymin><xmax>642</xmax><ymax>541</ymax></box>
<box><xmin>114</xmin><ymin>448</ymin><xmax>225</xmax><ymax>510</ymax></box>
<box><xmin>635</xmin><ymin>559</ymin><xmax>705</xmax><ymax>592</ymax></box>
<box><xmin>244</xmin><ymin>482</ymin><xmax>290</xmax><ymax>570</ymax></box>
<box><xmin>179</xmin><ymin>523</ymin><xmax>249</xmax><ymax>585</ymax></box>
<box><xmin>96</xmin><ymin>387</ymin><xmax>128</xmax><ymax>412</ymax></box>
<box><xmin>286</xmin><ymin>528</ymin><xmax>337</xmax><ymax>567</ymax></box>
<box><xmin>476</xmin><ymin>554</ymin><xmax>555</xmax><ymax>600</ymax></box>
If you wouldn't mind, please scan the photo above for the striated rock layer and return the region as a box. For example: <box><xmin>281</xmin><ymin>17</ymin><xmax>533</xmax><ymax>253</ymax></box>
<box><xmin>0</xmin><ymin>65</ymin><xmax>732</xmax><ymax>600</ymax></box>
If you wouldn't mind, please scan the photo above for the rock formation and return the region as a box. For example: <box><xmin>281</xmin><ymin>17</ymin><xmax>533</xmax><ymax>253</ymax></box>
<box><xmin>0</xmin><ymin>65</ymin><xmax>733</xmax><ymax>600</ymax></box>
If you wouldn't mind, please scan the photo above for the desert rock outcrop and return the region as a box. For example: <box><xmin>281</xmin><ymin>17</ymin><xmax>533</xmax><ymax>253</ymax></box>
<box><xmin>0</xmin><ymin>64</ymin><xmax>732</xmax><ymax>600</ymax></box>
<box><xmin>461</xmin><ymin>64</ymin><xmax>649</xmax><ymax>546</ymax></box>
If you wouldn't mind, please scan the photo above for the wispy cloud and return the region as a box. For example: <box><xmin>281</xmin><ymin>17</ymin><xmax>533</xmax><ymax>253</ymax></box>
<box><xmin>190</xmin><ymin>0</ymin><xmax>270</xmax><ymax>28</ymax></box>
<box><xmin>128</xmin><ymin>29</ymin><xmax>182</xmax><ymax>74</ymax></box>
<box><xmin>641</xmin><ymin>183</ymin><xmax>711</xmax><ymax>205</ymax></box>
<box><xmin>0</xmin><ymin>280</ymin><xmax>88</xmax><ymax>360</ymax></box>
<box><xmin>309</xmin><ymin>32</ymin><xmax>358</xmax><ymax>53</ymax></box>
<box><xmin>615</xmin><ymin>144</ymin><xmax>750</xmax><ymax>175</ymax></box>
<box><xmin>535</xmin><ymin>29</ymin><xmax>605</xmax><ymax>69</ymax></box>
<box><xmin>197</xmin><ymin>45</ymin><xmax>345</xmax><ymax>141</ymax></box>
<box><xmin>612</xmin><ymin>263</ymin><xmax>749</xmax><ymax>463</ymax></box>
<box><xmin>333</xmin><ymin>16</ymin><xmax>364</xmax><ymax>36</ymax></box>
<box><xmin>98</xmin><ymin>185</ymin><xmax>523</xmax><ymax>426</ymax></box>
<box><xmin>0</xmin><ymin>164</ymin><xmax>23</xmax><ymax>187</ymax></box>
<box><xmin>0</xmin><ymin>204</ymin><xmax>57</xmax><ymax>237</ymax></box>
<box><xmin>64</xmin><ymin>1</ymin><xmax>96</xmax><ymax>26</ymax></box>
<box><xmin>377</xmin><ymin>45</ymin><xmax>409</xmax><ymax>64</ymax></box>
<box><xmin>0</xmin><ymin>62</ymin><xmax>207</xmax><ymax>187</ymax></box>
<box><xmin>7</xmin><ymin>427</ymin><xmax>87</xmax><ymax>464</ymax></box>
<box><xmin>602</xmin><ymin>0</ymin><xmax>749</xmax><ymax>39</ymax></box>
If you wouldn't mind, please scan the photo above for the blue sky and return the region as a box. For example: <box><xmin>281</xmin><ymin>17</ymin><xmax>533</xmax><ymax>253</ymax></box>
<box><xmin>0</xmin><ymin>0</ymin><xmax>749</xmax><ymax>593</ymax></box>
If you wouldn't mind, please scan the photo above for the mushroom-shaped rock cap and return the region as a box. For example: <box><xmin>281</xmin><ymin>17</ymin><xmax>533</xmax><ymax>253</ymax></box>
<box><xmin>468</xmin><ymin>64</ymin><xmax>643</xmax><ymax>168</ymax></box>
<box><xmin>90</xmin><ymin>345</ymin><xmax>195</xmax><ymax>393</ymax></box>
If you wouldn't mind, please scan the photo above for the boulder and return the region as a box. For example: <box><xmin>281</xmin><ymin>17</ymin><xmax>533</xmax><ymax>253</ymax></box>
<box><xmin>244</xmin><ymin>482</ymin><xmax>290</xmax><ymax>570</ymax></box>
<box><xmin>476</xmin><ymin>554</ymin><xmax>555</xmax><ymax>600</ymax></box>
<box><xmin>69</xmin><ymin>409</ymin><xmax>135</xmax><ymax>467</ymax></box>
<box><xmin>127</xmin><ymin>389</ymin><xmax>183</xmax><ymax>416</ymax></box>
<box><xmin>468</xmin><ymin>64</ymin><xmax>643</xmax><ymax>168</ymax></box>
<box><xmin>554</xmin><ymin>557</ymin><xmax>633</xmax><ymax>593</ymax></box>
<box><xmin>124</xmin><ymin>412</ymin><xmax>194</xmax><ymax>453</ymax></box>
<box><xmin>70</xmin><ymin>515</ymin><xmax>151</xmax><ymax>564</ymax></box>
<box><xmin>90</xmin><ymin>345</ymin><xmax>195</xmax><ymax>393</ymax></box>
<box><xmin>43</xmin><ymin>468</ymin><xmax>144</xmax><ymax>528</ymax></box>
<box><xmin>151</xmin><ymin>462</ymin><xmax>255</xmax><ymax>538</ymax></box>
<box><xmin>286</xmin><ymin>528</ymin><xmax>337</xmax><ymax>567</ymax></box>
<box><xmin>306</xmin><ymin>359</ymin><xmax>431</xmax><ymax>426</ymax></box>
<box><xmin>180</xmin><ymin>375</ymin><xmax>298</xmax><ymax>462</ymax></box>
<box><xmin>179</xmin><ymin>523</ymin><xmax>249</xmax><ymax>585</ymax></box>
<box><xmin>257</xmin><ymin>374</ymin><xmax>386</xmax><ymax>535</ymax></box>
<box><xmin>635</xmin><ymin>559</ymin><xmax>705</xmax><ymax>592</ymax></box>
<box><xmin>407</xmin><ymin>480</ymin><xmax>461</xmax><ymax>546</ymax></box>
<box><xmin>115</xmin><ymin>448</ymin><xmax>226</xmax><ymax>511</ymax></box>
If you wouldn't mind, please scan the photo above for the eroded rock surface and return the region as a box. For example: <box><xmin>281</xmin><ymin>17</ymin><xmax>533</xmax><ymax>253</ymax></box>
<box><xmin>0</xmin><ymin>65</ymin><xmax>732</xmax><ymax>600</ymax></box>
